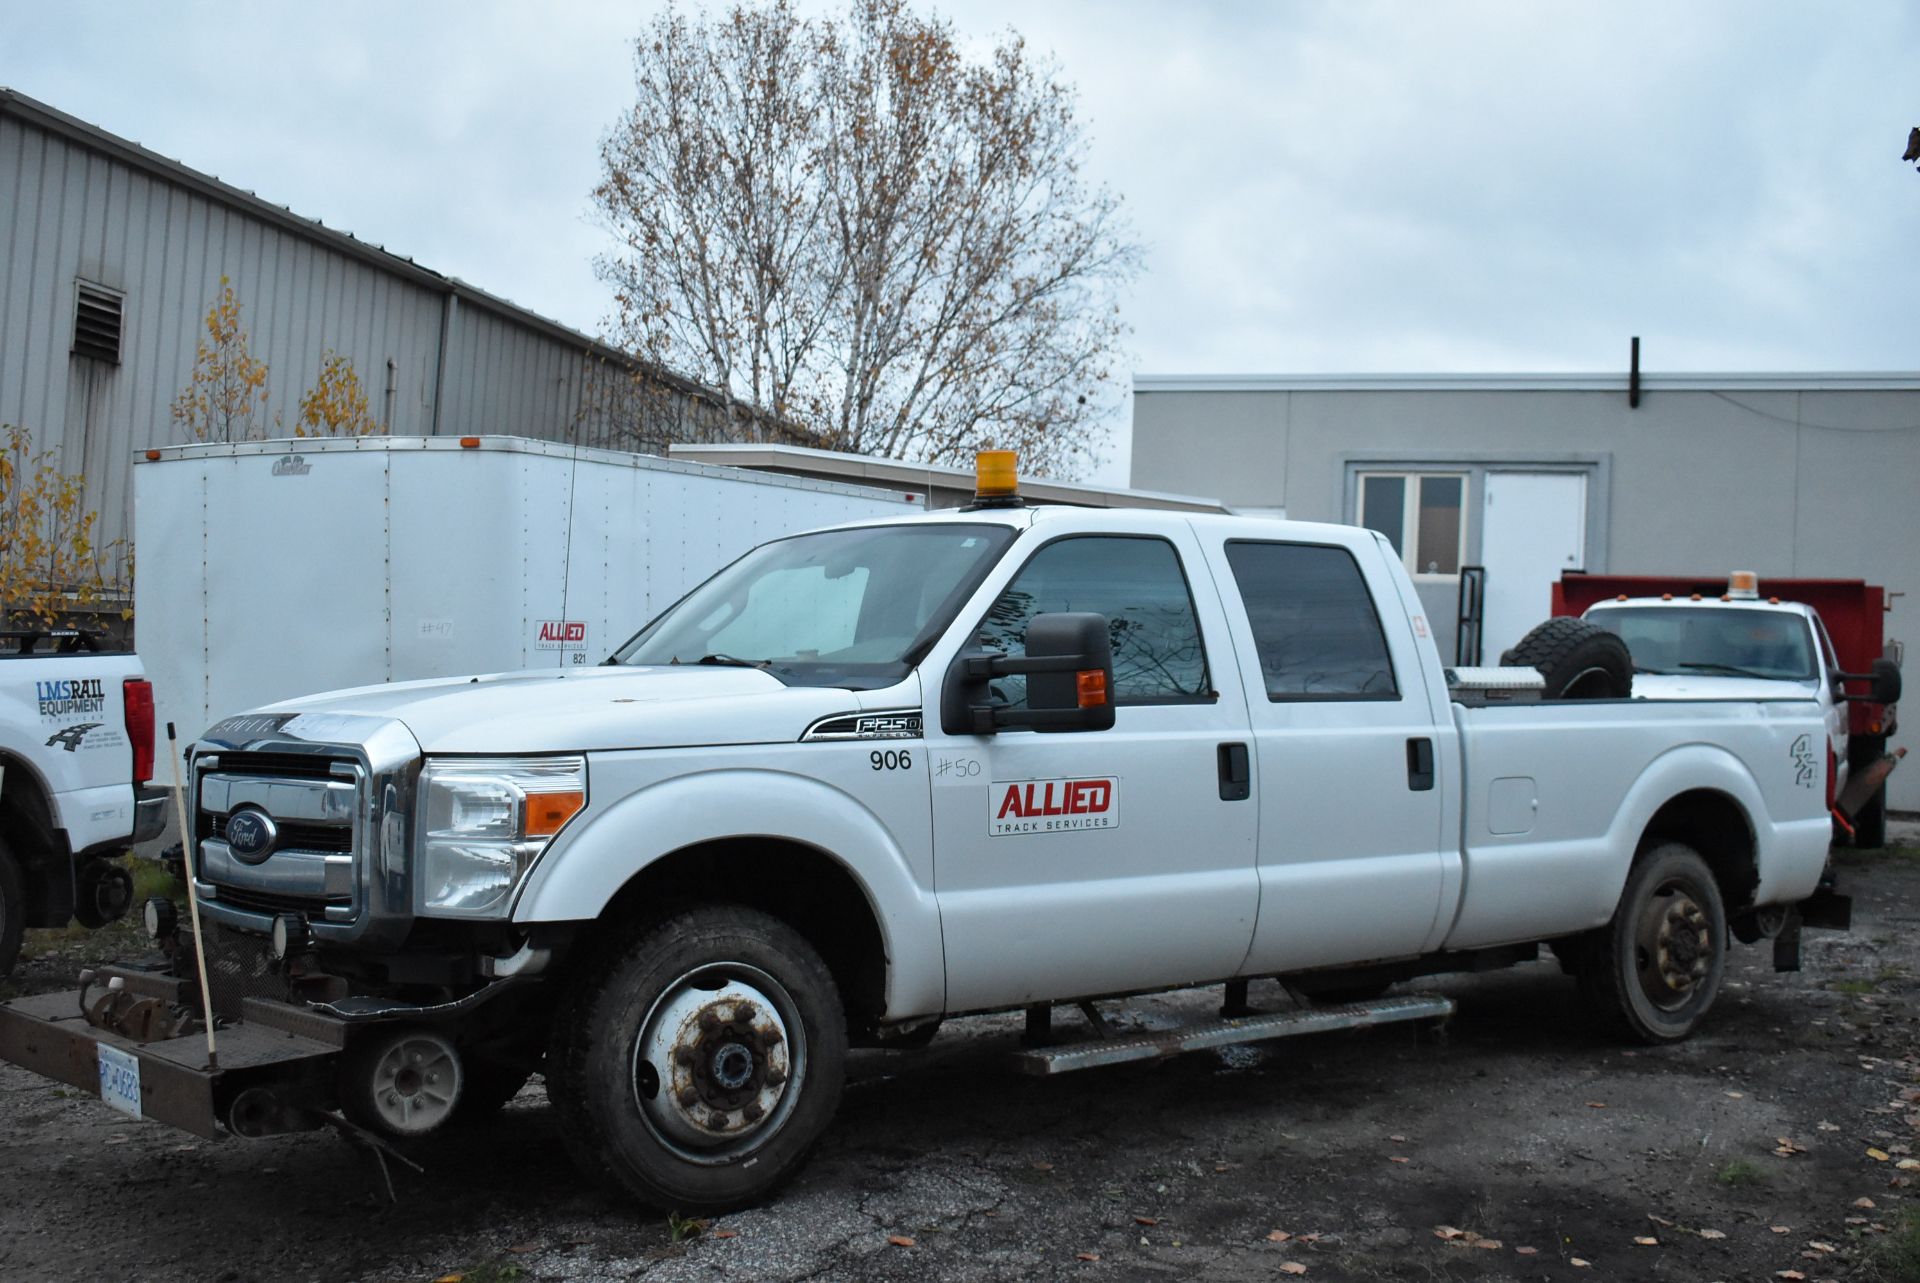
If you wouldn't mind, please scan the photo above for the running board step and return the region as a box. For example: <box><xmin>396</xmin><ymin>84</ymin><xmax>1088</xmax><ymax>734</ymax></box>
<box><xmin>1008</xmin><ymin>994</ymin><xmax>1455</xmax><ymax>1076</ymax></box>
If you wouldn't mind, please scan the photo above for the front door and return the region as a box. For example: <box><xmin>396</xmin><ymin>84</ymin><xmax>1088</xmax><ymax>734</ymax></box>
<box><xmin>926</xmin><ymin>527</ymin><xmax>1259</xmax><ymax>1012</ymax></box>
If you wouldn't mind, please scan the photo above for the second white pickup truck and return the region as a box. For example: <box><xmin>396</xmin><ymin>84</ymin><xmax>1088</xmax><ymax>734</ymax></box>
<box><xmin>0</xmin><ymin>458</ymin><xmax>1846</xmax><ymax>1213</ymax></box>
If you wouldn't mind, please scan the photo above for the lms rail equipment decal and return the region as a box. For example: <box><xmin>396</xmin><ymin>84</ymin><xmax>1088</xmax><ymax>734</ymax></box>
<box><xmin>37</xmin><ymin>677</ymin><xmax>106</xmax><ymax>721</ymax></box>
<box><xmin>990</xmin><ymin>776</ymin><xmax>1119</xmax><ymax>836</ymax></box>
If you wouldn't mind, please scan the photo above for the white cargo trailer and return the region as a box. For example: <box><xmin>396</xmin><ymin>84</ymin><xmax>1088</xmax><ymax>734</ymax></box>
<box><xmin>132</xmin><ymin>436</ymin><xmax>917</xmax><ymax>754</ymax></box>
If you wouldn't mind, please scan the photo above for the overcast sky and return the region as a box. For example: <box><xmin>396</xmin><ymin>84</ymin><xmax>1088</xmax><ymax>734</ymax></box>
<box><xmin>5</xmin><ymin>1</ymin><xmax>1915</xmax><ymax>483</ymax></box>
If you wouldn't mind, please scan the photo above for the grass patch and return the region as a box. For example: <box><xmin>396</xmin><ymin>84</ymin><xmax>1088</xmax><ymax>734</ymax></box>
<box><xmin>1715</xmin><ymin>1159</ymin><xmax>1766</xmax><ymax>1188</ymax></box>
<box><xmin>1866</xmin><ymin>1210</ymin><xmax>1920</xmax><ymax>1282</ymax></box>
<box><xmin>667</xmin><ymin>1212</ymin><xmax>708</xmax><ymax>1243</ymax></box>
<box><xmin>1834</xmin><ymin>979</ymin><xmax>1882</xmax><ymax>995</ymax></box>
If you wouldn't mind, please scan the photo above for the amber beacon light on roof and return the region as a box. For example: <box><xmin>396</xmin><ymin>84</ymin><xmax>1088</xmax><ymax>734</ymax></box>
<box><xmin>969</xmin><ymin>450</ymin><xmax>1025</xmax><ymax>508</ymax></box>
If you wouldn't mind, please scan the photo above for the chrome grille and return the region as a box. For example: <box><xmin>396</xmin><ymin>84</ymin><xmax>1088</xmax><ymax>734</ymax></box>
<box><xmin>194</xmin><ymin>753</ymin><xmax>363</xmax><ymax>923</ymax></box>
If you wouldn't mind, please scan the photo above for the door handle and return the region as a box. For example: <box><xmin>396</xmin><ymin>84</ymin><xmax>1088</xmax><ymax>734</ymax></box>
<box><xmin>1218</xmin><ymin>742</ymin><xmax>1251</xmax><ymax>801</ymax></box>
<box><xmin>1406</xmin><ymin>737</ymin><xmax>1435</xmax><ymax>791</ymax></box>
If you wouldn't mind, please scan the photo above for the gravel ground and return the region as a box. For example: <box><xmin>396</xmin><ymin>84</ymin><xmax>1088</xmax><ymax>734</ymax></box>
<box><xmin>3</xmin><ymin>832</ymin><xmax>1919</xmax><ymax>1283</ymax></box>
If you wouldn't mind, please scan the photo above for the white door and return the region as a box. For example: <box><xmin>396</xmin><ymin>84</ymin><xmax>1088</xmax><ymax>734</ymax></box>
<box><xmin>1480</xmin><ymin>471</ymin><xmax>1588</xmax><ymax>659</ymax></box>
<box><xmin>925</xmin><ymin>528</ymin><xmax>1260</xmax><ymax>1013</ymax></box>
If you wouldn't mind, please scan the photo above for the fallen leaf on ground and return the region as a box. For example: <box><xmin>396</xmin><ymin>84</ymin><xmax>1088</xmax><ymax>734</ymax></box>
<box><xmin>435</xmin><ymin>1276</ymin><xmax>464</xmax><ymax>1283</ymax></box>
<box><xmin>1869</xmin><ymin>1148</ymin><xmax>1892</xmax><ymax>1162</ymax></box>
<box><xmin>1816</xmin><ymin>1121</ymin><xmax>1839</xmax><ymax>1131</ymax></box>
<box><xmin>1278</xmin><ymin>1263</ymin><xmax>1308</xmax><ymax>1276</ymax></box>
<box><xmin>1516</xmin><ymin>1246</ymin><xmax>1538</xmax><ymax>1255</ymax></box>
<box><xmin>1570</xmin><ymin>1257</ymin><xmax>1590</xmax><ymax>1268</ymax></box>
<box><xmin>1848</xmin><ymin>1216</ymin><xmax>1870</xmax><ymax>1226</ymax></box>
<box><xmin>1806</xmin><ymin>1242</ymin><xmax>1837</xmax><ymax>1253</ymax></box>
<box><xmin>1298</xmin><ymin>1233</ymin><xmax>1322</xmax><ymax>1243</ymax></box>
<box><xmin>1698</xmin><ymin>1229</ymin><xmax>1727</xmax><ymax>1240</ymax></box>
<box><xmin>1389</xmin><ymin>1134</ymin><xmax>1407</xmax><ymax>1142</ymax></box>
<box><xmin>1775</xmin><ymin>1273</ymin><xmax>1805</xmax><ymax>1281</ymax></box>
<box><xmin>1473</xmin><ymin>1239</ymin><xmax>1502</xmax><ymax>1250</ymax></box>
<box><xmin>1031</xmin><ymin>1161</ymin><xmax>1054</xmax><ymax>1171</ymax></box>
<box><xmin>1134</xmin><ymin>1216</ymin><xmax>1158</xmax><ymax>1226</ymax></box>
<box><xmin>1855</xmin><ymin>1197</ymin><xmax>1878</xmax><ymax>1209</ymax></box>
<box><xmin>1586</xmin><ymin>1101</ymin><xmax>1607</xmax><ymax>1108</ymax></box>
<box><xmin>508</xmin><ymin>1242</ymin><xmax>541</xmax><ymax>1253</ymax></box>
<box><xmin>1269</xmin><ymin>1230</ymin><xmax>1292</xmax><ymax>1242</ymax></box>
<box><xmin>1389</xmin><ymin>1156</ymin><xmax>1410</xmax><ymax>1164</ymax></box>
<box><xmin>1726</xmin><ymin>1091</ymin><xmax>1745</xmax><ymax>1099</ymax></box>
<box><xmin>1648</xmin><ymin>1215</ymin><xmax>1675</xmax><ymax>1228</ymax></box>
<box><xmin>712</xmin><ymin>1230</ymin><xmax>739</xmax><ymax>1240</ymax></box>
<box><xmin>1899</xmin><ymin>1159</ymin><xmax>1920</xmax><ymax>1172</ymax></box>
<box><xmin>1432</xmin><ymin>1227</ymin><xmax>1462</xmax><ymax>1241</ymax></box>
<box><xmin>888</xmin><ymin>1235</ymin><xmax>915</xmax><ymax>1248</ymax></box>
<box><xmin>1771</xmin><ymin>1225</ymin><xmax>1792</xmax><ymax>1234</ymax></box>
<box><xmin>1633</xmin><ymin>1236</ymin><xmax>1658</xmax><ymax>1246</ymax></box>
<box><xmin>1076</xmin><ymin>1252</ymin><xmax>1099</xmax><ymax>1262</ymax></box>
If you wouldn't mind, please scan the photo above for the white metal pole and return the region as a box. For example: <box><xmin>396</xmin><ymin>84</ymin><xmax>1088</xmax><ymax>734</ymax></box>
<box><xmin>165</xmin><ymin>723</ymin><xmax>218</xmax><ymax>1070</ymax></box>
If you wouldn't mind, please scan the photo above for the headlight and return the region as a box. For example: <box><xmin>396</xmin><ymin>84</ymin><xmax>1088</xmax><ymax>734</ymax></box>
<box><xmin>419</xmin><ymin>756</ymin><xmax>586</xmax><ymax>917</ymax></box>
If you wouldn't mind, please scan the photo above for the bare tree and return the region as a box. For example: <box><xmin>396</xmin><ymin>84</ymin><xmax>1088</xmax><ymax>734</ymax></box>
<box><xmin>595</xmin><ymin>0</ymin><xmax>1140</xmax><ymax>479</ymax></box>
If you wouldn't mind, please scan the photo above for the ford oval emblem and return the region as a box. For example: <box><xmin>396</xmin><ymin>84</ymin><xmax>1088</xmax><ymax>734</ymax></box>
<box><xmin>225</xmin><ymin>808</ymin><xmax>279</xmax><ymax>864</ymax></box>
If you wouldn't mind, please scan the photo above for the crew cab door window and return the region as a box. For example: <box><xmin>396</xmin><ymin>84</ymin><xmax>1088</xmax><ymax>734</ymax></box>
<box><xmin>974</xmin><ymin>535</ymin><xmax>1210</xmax><ymax>711</ymax></box>
<box><xmin>1223</xmin><ymin>542</ymin><xmax>1398</xmax><ymax>700</ymax></box>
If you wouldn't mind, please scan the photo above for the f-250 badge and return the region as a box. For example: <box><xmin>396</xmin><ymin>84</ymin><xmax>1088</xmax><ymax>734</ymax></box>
<box><xmin>989</xmin><ymin>776</ymin><xmax>1119</xmax><ymax>836</ymax></box>
<box><xmin>1788</xmin><ymin>734</ymin><xmax>1817</xmax><ymax>789</ymax></box>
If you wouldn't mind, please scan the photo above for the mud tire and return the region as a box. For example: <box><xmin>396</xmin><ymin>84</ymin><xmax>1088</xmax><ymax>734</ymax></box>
<box><xmin>549</xmin><ymin>905</ymin><xmax>846</xmax><ymax>1213</ymax></box>
<box><xmin>1579</xmin><ymin>843</ymin><xmax>1726</xmax><ymax>1043</ymax></box>
<box><xmin>1500</xmin><ymin>617</ymin><xmax>1633</xmax><ymax>699</ymax></box>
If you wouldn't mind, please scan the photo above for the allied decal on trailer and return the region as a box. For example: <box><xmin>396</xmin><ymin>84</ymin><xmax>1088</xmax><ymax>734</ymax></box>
<box><xmin>536</xmin><ymin>620</ymin><xmax>588</xmax><ymax>651</ymax></box>
<box><xmin>989</xmin><ymin>776</ymin><xmax>1120</xmax><ymax>836</ymax></box>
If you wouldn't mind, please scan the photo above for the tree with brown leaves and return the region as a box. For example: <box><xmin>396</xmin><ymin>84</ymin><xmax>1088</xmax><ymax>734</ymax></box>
<box><xmin>595</xmin><ymin>0</ymin><xmax>1140</xmax><ymax>479</ymax></box>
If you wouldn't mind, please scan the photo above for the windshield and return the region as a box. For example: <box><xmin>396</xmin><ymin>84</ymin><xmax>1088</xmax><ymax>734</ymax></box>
<box><xmin>612</xmin><ymin>523</ymin><xmax>1017</xmax><ymax>689</ymax></box>
<box><xmin>1587</xmin><ymin>606</ymin><xmax>1816</xmax><ymax>681</ymax></box>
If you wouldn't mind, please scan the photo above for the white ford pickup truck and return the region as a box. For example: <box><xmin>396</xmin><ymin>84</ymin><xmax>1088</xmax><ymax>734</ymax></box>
<box><xmin>0</xmin><ymin>462</ymin><xmax>1847</xmax><ymax>1214</ymax></box>
<box><xmin>0</xmin><ymin>630</ymin><xmax>164</xmax><ymax>975</ymax></box>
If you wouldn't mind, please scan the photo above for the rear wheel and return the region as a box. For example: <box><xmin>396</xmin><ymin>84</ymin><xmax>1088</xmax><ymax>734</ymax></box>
<box><xmin>551</xmin><ymin>905</ymin><xmax>846</xmax><ymax>1213</ymax></box>
<box><xmin>1500</xmin><ymin>618</ymin><xmax>1633</xmax><ymax>699</ymax></box>
<box><xmin>0</xmin><ymin>838</ymin><xmax>21</xmax><ymax>977</ymax></box>
<box><xmin>1579</xmin><ymin>843</ymin><xmax>1726</xmax><ymax>1043</ymax></box>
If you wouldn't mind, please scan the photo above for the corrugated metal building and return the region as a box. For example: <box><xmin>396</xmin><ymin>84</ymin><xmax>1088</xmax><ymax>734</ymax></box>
<box><xmin>0</xmin><ymin>88</ymin><xmax>808</xmax><ymax>569</ymax></box>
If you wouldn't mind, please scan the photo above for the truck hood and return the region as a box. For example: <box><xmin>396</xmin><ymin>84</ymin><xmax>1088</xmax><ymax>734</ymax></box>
<box><xmin>1632</xmin><ymin>673</ymin><xmax>1819</xmax><ymax>702</ymax></box>
<box><xmin>258</xmin><ymin>665</ymin><xmax>870</xmax><ymax>754</ymax></box>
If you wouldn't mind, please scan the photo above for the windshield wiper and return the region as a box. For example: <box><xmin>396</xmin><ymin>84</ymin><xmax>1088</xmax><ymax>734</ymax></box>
<box><xmin>692</xmin><ymin>653</ymin><xmax>771</xmax><ymax>669</ymax></box>
<box><xmin>1677</xmin><ymin>661</ymin><xmax>1780</xmax><ymax>680</ymax></box>
<box><xmin>1633</xmin><ymin>664</ymin><xmax>1673</xmax><ymax>676</ymax></box>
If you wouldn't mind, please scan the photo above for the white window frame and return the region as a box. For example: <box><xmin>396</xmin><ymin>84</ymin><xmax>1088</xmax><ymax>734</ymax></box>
<box><xmin>1356</xmin><ymin>471</ymin><xmax>1468</xmax><ymax>579</ymax></box>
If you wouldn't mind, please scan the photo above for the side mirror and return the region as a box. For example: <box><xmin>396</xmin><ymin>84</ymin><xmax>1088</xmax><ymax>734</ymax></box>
<box><xmin>1837</xmin><ymin>657</ymin><xmax>1902</xmax><ymax>706</ymax></box>
<box><xmin>940</xmin><ymin>611</ymin><xmax>1116</xmax><ymax>736</ymax></box>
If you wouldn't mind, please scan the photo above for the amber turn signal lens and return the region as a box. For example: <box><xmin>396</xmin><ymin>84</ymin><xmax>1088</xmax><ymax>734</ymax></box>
<box><xmin>525</xmin><ymin>790</ymin><xmax>585</xmax><ymax>837</ymax></box>
<box><xmin>1076</xmin><ymin>669</ymin><xmax>1108</xmax><ymax>708</ymax></box>
<box><xmin>459</xmin><ymin>436</ymin><xmax>482</xmax><ymax>448</ymax></box>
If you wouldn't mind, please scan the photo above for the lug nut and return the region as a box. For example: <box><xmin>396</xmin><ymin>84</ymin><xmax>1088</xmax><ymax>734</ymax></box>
<box><xmin>698</xmin><ymin>1010</ymin><xmax>721</xmax><ymax>1032</ymax></box>
<box><xmin>742</xmin><ymin>1102</ymin><xmax>764</xmax><ymax>1123</ymax></box>
<box><xmin>761</xmin><ymin>1027</ymin><xmax>784</xmax><ymax>1046</ymax></box>
<box><xmin>676</xmin><ymin>1087</ymin><xmax>700</xmax><ymax>1107</ymax></box>
<box><xmin>707</xmin><ymin>1111</ymin><xmax>731</xmax><ymax>1130</ymax></box>
<box><xmin>674</xmin><ymin>1045</ymin><xmax>698</xmax><ymax>1067</ymax></box>
<box><xmin>733</xmin><ymin>1002</ymin><xmax>759</xmax><ymax>1024</ymax></box>
<box><xmin>765</xmin><ymin>1066</ymin><xmax>786</xmax><ymax>1087</ymax></box>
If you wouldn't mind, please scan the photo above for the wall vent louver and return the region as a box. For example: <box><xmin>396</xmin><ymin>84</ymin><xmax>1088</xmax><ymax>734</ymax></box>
<box><xmin>72</xmin><ymin>281</ymin><xmax>123</xmax><ymax>364</ymax></box>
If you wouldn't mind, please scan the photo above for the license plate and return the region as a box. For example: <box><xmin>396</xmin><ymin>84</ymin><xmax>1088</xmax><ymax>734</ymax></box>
<box><xmin>96</xmin><ymin>1044</ymin><xmax>142</xmax><ymax>1119</ymax></box>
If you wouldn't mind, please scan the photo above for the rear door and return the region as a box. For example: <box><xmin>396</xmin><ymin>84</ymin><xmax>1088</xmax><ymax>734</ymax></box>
<box><xmin>924</xmin><ymin>518</ymin><xmax>1260</xmax><ymax>1012</ymax></box>
<box><xmin>1206</xmin><ymin>529</ymin><xmax>1452</xmax><ymax>973</ymax></box>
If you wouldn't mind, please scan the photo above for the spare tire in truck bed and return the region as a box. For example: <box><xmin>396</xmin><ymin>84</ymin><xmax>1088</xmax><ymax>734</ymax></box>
<box><xmin>1499</xmin><ymin>617</ymin><xmax>1633</xmax><ymax>699</ymax></box>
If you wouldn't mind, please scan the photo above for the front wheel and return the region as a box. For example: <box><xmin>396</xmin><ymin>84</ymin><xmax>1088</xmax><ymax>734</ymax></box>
<box><xmin>1579</xmin><ymin>843</ymin><xmax>1726</xmax><ymax>1043</ymax></box>
<box><xmin>550</xmin><ymin>905</ymin><xmax>847</xmax><ymax>1213</ymax></box>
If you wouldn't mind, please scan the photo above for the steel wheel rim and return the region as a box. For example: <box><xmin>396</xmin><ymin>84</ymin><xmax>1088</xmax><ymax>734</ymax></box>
<box><xmin>629</xmin><ymin>961</ymin><xmax>806</xmax><ymax>1165</ymax></box>
<box><xmin>369</xmin><ymin>1035</ymin><xmax>462</xmax><ymax>1133</ymax></box>
<box><xmin>1632</xmin><ymin>879</ymin><xmax>1712</xmax><ymax>1012</ymax></box>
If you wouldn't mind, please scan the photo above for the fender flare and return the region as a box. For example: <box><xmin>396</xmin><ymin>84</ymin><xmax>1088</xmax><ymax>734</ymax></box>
<box><xmin>1605</xmin><ymin>741</ymin><xmax>1824</xmax><ymax>906</ymax></box>
<box><xmin>511</xmin><ymin>768</ymin><xmax>945</xmax><ymax>1017</ymax></box>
